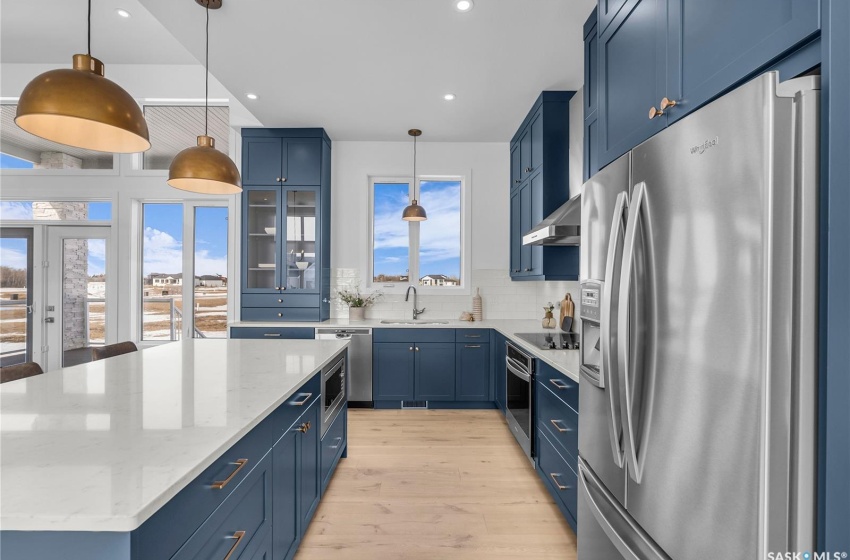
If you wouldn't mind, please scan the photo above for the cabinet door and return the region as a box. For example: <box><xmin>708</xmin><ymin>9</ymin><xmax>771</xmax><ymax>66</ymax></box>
<box><xmin>519</xmin><ymin>180</ymin><xmax>533</xmax><ymax>274</ymax></box>
<box><xmin>272</xmin><ymin>431</ymin><xmax>298</xmax><ymax>560</ymax></box>
<box><xmin>282</xmin><ymin>187</ymin><xmax>320</xmax><ymax>293</ymax></box>
<box><xmin>510</xmin><ymin>143</ymin><xmax>522</xmax><ymax>189</ymax></box>
<box><xmin>456</xmin><ymin>343</ymin><xmax>491</xmax><ymax>401</ymax></box>
<box><xmin>666</xmin><ymin>0</ymin><xmax>820</xmax><ymax>125</ymax></box>
<box><xmin>284</xmin><ymin>139</ymin><xmax>322</xmax><ymax>186</ymax></box>
<box><xmin>528</xmin><ymin>171</ymin><xmax>544</xmax><ymax>275</ymax></box>
<box><xmin>243</xmin><ymin>138</ymin><xmax>283</xmax><ymax>186</ymax></box>
<box><xmin>530</xmin><ymin>111</ymin><xmax>544</xmax><ymax>172</ymax></box>
<box><xmin>243</xmin><ymin>187</ymin><xmax>282</xmax><ymax>293</ymax></box>
<box><xmin>598</xmin><ymin>0</ymin><xmax>668</xmax><ymax>168</ymax></box>
<box><xmin>584</xmin><ymin>10</ymin><xmax>600</xmax><ymax>182</ymax></box>
<box><xmin>493</xmin><ymin>332</ymin><xmax>507</xmax><ymax>412</ymax></box>
<box><xmin>373</xmin><ymin>343</ymin><xmax>415</xmax><ymax>400</ymax></box>
<box><xmin>519</xmin><ymin>128</ymin><xmax>532</xmax><ymax>180</ymax></box>
<box><xmin>510</xmin><ymin>190</ymin><xmax>522</xmax><ymax>277</ymax></box>
<box><xmin>298</xmin><ymin>398</ymin><xmax>321</xmax><ymax>533</ymax></box>
<box><xmin>415</xmin><ymin>342</ymin><xmax>456</xmax><ymax>401</ymax></box>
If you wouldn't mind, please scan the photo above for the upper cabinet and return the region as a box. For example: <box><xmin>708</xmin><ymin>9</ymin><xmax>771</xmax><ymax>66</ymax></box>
<box><xmin>509</xmin><ymin>92</ymin><xmax>580</xmax><ymax>282</ymax></box>
<box><xmin>593</xmin><ymin>0</ymin><xmax>820</xmax><ymax>170</ymax></box>
<box><xmin>583</xmin><ymin>9</ymin><xmax>600</xmax><ymax>182</ymax></box>
<box><xmin>241</xmin><ymin>129</ymin><xmax>332</xmax><ymax>322</ymax></box>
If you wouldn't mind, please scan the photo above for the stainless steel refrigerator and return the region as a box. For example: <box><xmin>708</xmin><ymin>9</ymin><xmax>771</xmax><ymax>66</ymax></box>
<box><xmin>577</xmin><ymin>72</ymin><xmax>819</xmax><ymax>560</ymax></box>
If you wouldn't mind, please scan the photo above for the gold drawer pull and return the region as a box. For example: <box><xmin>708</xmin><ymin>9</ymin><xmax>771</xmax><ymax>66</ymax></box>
<box><xmin>660</xmin><ymin>97</ymin><xmax>677</xmax><ymax>111</ymax></box>
<box><xmin>549</xmin><ymin>378</ymin><xmax>570</xmax><ymax>390</ymax></box>
<box><xmin>648</xmin><ymin>106</ymin><xmax>663</xmax><ymax>119</ymax></box>
<box><xmin>295</xmin><ymin>421</ymin><xmax>311</xmax><ymax>433</ymax></box>
<box><xmin>291</xmin><ymin>392</ymin><xmax>312</xmax><ymax>406</ymax></box>
<box><xmin>550</xmin><ymin>419</ymin><xmax>572</xmax><ymax>433</ymax></box>
<box><xmin>550</xmin><ymin>473</ymin><xmax>570</xmax><ymax>491</ymax></box>
<box><xmin>212</xmin><ymin>459</ymin><xmax>248</xmax><ymax>490</ymax></box>
<box><xmin>223</xmin><ymin>530</ymin><xmax>246</xmax><ymax>560</ymax></box>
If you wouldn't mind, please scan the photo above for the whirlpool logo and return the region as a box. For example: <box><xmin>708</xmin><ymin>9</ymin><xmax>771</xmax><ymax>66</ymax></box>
<box><xmin>767</xmin><ymin>552</ymin><xmax>848</xmax><ymax>560</ymax></box>
<box><xmin>689</xmin><ymin>136</ymin><xmax>719</xmax><ymax>155</ymax></box>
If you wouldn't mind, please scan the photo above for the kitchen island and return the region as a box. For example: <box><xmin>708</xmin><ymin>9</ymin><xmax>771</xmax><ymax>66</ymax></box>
<box><xmin>0</xmin><ymin>338</ymin><xmax>349</xmax><ymax>560</ymax></box>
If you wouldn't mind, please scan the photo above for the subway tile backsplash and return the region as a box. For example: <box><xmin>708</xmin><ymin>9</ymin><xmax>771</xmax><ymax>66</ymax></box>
<box><xmin>330</xmin><ymin>268</ymin><xmax>581</xmax><ymax>326</ymax></box>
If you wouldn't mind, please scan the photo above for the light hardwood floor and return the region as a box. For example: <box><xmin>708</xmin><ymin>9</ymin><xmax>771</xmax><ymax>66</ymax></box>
<box><xmin>296</xmin><ymin>409</ymin><xmax>577</xmax><ymax>560</ymax></box>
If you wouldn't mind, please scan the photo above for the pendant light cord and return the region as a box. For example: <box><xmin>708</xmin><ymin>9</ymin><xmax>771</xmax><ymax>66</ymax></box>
<box><xmin>413</xmin><ymin>134</ymin><xmax>417</xmax><ymax>201</ymax></box>
<box><xmin>204</xmin><ymin>2</ymin><xmax>210</xmax><ymax>137</ymax></box>
<box><xmin>87</xmin><ymin>0</ymin><xmax>92</xmax><ymax>56</ymax></box>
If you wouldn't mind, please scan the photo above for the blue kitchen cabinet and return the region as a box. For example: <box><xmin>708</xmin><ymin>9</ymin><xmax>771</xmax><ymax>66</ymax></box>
<box><xmin>455</xmin><ymin>342</ymin><xmax>491</xmax><ymax>401</ymax></box>
<box><xmin>509</xmin><ymin>92</ymin><xmax>580</xmax><ymax>281</ymax></box>
<box><xmin>321</xmin><ymin>407</ymin><xmax>347</xmax><ymax>492</ymax></box>
<box><xmin>491</xmin><ymin>331</ymin><xmax>507</xmax><ymax>413</ymax></box>
<box><xmin>584</xmin><ymin>9</ymin><xmax>600</xmax><ymax>182</ymax></box>
<box><xmin>415</xmin><ymin>342</ymin><xmax>457</xmax><ymax>401</ymax></box>
<box><xmin>242</xmin><ymin>137</ymin><xmax>322</xmax><ymax>186</ymax></box>
<box><xmin>241</xmin><ymin>129</ymin><xmax>331</xmax><ymax>322</ymax></box>
<box><xmin>373</xmin><ymin>342</ymin><xmax>416</xmax><ymax>401</ymax></box>
<box><xmin>595</xmin><ymin>0</ymin><xmax>821</xmax><ymax>169</ymax></box>
<box><xmin>230</xmin><ymin>327</ymin><xmax>315</xmax><ymax>339</ymax></box>
<box><xmin>272</xmin><ymin>430</ymin><xmax>298</xmax><ymax>560</ymax></box>
<box><xmin>298</xmin><ymin>397</ymin><xmax>321</xmax><ymax>533</ymax></box>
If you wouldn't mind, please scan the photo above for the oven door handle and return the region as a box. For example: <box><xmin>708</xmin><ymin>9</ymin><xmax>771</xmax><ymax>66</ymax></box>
<box><xmin>506</xmin><ymin>357</ymin><xmax>531</xmax><ymax>382</ymax></box>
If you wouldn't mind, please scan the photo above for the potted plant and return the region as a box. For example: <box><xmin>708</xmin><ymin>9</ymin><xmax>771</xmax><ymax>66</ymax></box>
<box><xmin>336</xmin><ymin>285</ymin><xmax>382</xmax><ymax>321</ymax></box>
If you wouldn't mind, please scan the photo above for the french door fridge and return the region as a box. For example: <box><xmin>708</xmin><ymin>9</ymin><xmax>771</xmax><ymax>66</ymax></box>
<box><xmin>577</xmin><ymin>72</ymin><xmax>819</xmax><ymax>560</ymax></box>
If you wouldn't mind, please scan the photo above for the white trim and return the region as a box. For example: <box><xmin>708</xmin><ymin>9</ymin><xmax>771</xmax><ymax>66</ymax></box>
<box><xmin>0</xmin><ymin>153</ymin><xmax>120</xmax><ymax>177</ymax></box>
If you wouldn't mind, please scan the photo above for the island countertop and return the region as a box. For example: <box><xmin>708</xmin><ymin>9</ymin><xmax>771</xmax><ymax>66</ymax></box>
<box><xmin>0</xmin><ymin>338</ymin><xmax>349</xmax><ymax>533</ymax></box>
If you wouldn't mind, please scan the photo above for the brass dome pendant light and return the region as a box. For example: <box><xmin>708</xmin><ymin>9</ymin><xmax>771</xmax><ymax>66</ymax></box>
<box><xmin>402</xmin><ymin>129</ymin><xmax>427</xmax><ymax>221</ymax></box>
<box><xmin>167</xmin><ymin>0</ymin><xmax>241</xmax><ymax>195</ymax></box>
<box><xmin>15</xmin><ymin>0</ymin><xmax>151</xmax><ymax>153</ymax></box>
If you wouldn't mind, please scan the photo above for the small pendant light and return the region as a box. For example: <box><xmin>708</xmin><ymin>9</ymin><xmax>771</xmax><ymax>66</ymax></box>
<box><xmin>15</xmin><ymin>0</ymin><xmax>150</xmax><ymax>153</ymax></box>
<box><xmin>167</xmin><ymin>0</ymin><xmax>242</xmax><ymax>195</ymax></box>
<box><xmin>402</xmin><ymin>129</ymin><xmax>427</xmax><ymax>221</ymax></box>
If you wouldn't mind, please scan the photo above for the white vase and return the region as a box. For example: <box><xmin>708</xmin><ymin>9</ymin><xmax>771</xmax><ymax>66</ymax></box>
<box><xmin>349</xmin><ymin>306</ymin><xmax>366</xmax><ymax>321</ymax></box>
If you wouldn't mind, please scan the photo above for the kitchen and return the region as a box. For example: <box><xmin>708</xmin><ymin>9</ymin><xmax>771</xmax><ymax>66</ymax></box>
<box><xmin>0</xmin><ymin>0</ymin><xmax>850</xmax><ymax>558</ymax></box>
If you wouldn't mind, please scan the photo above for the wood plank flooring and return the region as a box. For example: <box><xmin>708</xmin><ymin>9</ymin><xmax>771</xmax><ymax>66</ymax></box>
<box><xmin>296</xmin><ymin>409</ymin><xmax>577</xmax><ymax>560</ymax></box>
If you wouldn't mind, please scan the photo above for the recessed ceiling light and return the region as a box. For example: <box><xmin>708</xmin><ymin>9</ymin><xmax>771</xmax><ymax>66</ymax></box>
<box><xmin>115</xmin><ymin>8</ymin><xmax>131</xmax><ymax>18</ymax></box>
<box><xmin>246</xmin><ymin>93</ymin><xmax>258</xmax><ymax>100</ymax></box>
<box><xmin>444</xmin><ymin>93</ymin><xmax>456</xmax><ymax>101</ymax></box>
<box><xmin>455</xmin><ymin>0</ymin><xmax>474</xmax><ymax>12</ymax></box>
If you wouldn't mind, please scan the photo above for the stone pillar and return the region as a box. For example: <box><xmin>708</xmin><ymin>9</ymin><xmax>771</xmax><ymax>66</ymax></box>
<box><xmin>35</xmin><ymin>152</ymin><xmax>82</xmax><ymax>170</ymax></box>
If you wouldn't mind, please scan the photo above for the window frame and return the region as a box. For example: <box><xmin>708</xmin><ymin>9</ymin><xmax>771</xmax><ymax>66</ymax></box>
<box><xmin>367</xmin><ymin>174</ymin><xmax>470</xmax><ymax>295</ymax></box>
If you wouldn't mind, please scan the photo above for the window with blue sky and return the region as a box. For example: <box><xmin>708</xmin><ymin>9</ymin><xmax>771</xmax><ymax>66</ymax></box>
<box><xmin>373</xmin><ymin>179</ymin><xmax>462</xmax><ymax>287</ymax></box>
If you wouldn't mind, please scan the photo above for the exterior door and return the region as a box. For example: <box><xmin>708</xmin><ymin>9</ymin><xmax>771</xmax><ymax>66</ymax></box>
<box><xmin>45</xmin><ymin>226</ymin><xmax>116</xmax><ymax>369</ymax></box>
<box><xmin>0</xmin><ymin>228</ymin><xmax>34</xmax><ymax>367</ymax></box>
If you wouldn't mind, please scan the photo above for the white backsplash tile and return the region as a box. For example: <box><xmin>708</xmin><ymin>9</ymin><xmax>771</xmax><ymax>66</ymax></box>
<box><xmin>329</xmin><ymin>268</ymin><xmax>581</xmax><ymax>328</ymax></box>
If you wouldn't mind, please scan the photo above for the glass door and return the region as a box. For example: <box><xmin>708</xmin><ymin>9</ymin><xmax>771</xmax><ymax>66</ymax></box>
<box><xmin>0</xmin><ymin>228</ymin><xmax>34</xmax><ymax>367</ymax></box>
<box><xmin>244</xmin><ymin>187</ymin><xmax>280</xmax><ymax>292</ymax></box>
<box><xmin>283</xmin><ymin>188</ymin><xmax>317</xmax><ymax>292</ymax></box>
<box><xmin>45</xmin><ymin>226</ymin><xmax>116</xmax><ymax>369</ymax></box>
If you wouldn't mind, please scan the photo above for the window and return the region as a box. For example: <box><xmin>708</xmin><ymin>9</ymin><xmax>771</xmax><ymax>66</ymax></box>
<box><xmin>0</xmin><ymin>201</ymin><xmax>111</xmax><ymax>221</ymax></box>
<box><xmin>371</xmin><ymin>177</ymin><xmax>464</xmax><ymax>289</ymax></box>
<box><xmin>140</xmin><ymin>202</ymin><xmax>230</xmax><ymax>342</ymax></box>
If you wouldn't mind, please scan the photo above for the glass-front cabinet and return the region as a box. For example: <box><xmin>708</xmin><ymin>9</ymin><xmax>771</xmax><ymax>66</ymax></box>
<box><xmin>243</xmin><ymin>186</ymin><xmax>319</xmax><ymax>294</ymax></box>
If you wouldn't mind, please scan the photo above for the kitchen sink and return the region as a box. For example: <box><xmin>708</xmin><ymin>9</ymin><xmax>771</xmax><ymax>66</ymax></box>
<box><xmin>379</xmin><ymin>320</ymin><xmax>449</xmax><ymax>325</ymax></box>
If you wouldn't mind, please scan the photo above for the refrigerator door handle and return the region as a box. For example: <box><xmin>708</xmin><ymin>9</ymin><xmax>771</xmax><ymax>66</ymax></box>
<box><xmin>578</xmin><ymin>458</ymin><xmax>671</xmax><ymax>560</ymax></box>
<box><xmin>600</xmin><ymin>191</ymin><xmax>629</xmax><ymax>468</ymax></box>
<box><xmin>618</xmin><ymin>181</ymin><xmax>649</xmax><ymax>483</ymax></box>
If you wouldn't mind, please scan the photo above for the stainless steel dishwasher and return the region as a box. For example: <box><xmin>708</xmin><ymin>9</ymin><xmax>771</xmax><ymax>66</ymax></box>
<box><xmin>315</xmin><ymin>328</ymin><xmax>373</xmax><ymax>407</ymax></box>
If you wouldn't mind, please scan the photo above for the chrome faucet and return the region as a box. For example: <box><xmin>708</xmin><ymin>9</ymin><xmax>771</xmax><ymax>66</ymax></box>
<box><xmin>405</xmin><ymin>286</ymin><xmax>426</xmax><ymax>320</ymax></box>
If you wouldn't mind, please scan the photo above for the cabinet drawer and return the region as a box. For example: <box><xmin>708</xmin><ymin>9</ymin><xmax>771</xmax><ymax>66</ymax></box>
<box><xmin>230</xmin><ymin>327</ymin><xmax>315</xmax><ymax>339</ymax></box>
<box><xmin>536</xmin><ymin>362</ymin><xmax>578</xmax><ymax>412</ymax></box>
<box><xmin>536</xmin><ymin>428</ymin><xmax>578</xmax><ymax>522</ymax></box>
<box><xmin>241</xmin><ymin>307</ymin><xmax>321</xmax><ymax>322</ymax></box>
<box><xmin>241</xmin><ymin>293</ymin><xmax>320</xmax><ymax>308</ymax></box>
<box><xmin>537</xmin><ymin>384</ymin><xmax>578</xmax><ymax>464</ymax></box>
<box><xmin>373</xmin><ymin>328</ymin><xmax>455</xmax><ymax>343</ymax></box>
<box><xmin>275</xmin><ymin>373</ymin><xmax>321</xmax><ymax>434</ymax></box>
<box><xmin>455</xmin><ymin>329</ymin><xmax>490</xmax><ymax>342</ymax></box>
<box><xmin>320</xmin><ymin>407</ymin><xmax>346</xmax><ymax>491</ymax></box>
<box><xmin>173</xmin><ymin>451</ymin><xmax>272</xmax><ymax>560</ymax></box>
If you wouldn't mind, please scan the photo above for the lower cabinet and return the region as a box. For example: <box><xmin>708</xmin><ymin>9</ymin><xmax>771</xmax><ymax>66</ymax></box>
<box><xmin>415</xmin><ymin>342</ymin><xmax>457</xmax><ymax>400</ymax></box>
<box><xmin>298</xmin><ymin>399</ymin><xmax>321</xmax><ymax>531</ymax></box>
<box><xmin>492</xmin><ymin>331</ymin><xmax>507</xmax><ymax>412</ymax></box>
<box><xmin>455</xmin><ymin>342</ymin><xmax>490</xmax><ymax>401</ymax></box>
<box><xmin>321</xmin><ymin>407</ymin><xmax>347</xmax><ymax>492</ymax></box>
<box><xmin>230</xmin><ymin>327</ymin><xmax>316</xmax><ymax>340</ymax></box>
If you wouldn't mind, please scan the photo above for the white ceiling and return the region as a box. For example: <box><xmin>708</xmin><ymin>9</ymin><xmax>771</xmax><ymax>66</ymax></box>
<box><xmin>137</xmin><ymin>0</ymin><xmax>596</xmax><ymax>142</ymax></box>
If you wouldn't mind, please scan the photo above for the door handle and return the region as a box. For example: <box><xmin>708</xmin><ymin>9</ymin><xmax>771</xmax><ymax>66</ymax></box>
<box><xmin>291</xmin><ymin>392</ymin><xmax>313</xmax><ymax>406</ymax></box>
<box><xmin>211</xmin><ymin>459</ymin><xmax>248</xmax><ymax>489</ymax></box>
<box><xmin>660</xmin><ymin>97</ymin><xmax>677</xmax><ymax>111</ymax></box>
<box><xmin>618</xmin><ymin>182</ymin><xmax>648</xmax><ymax>483</ymax></box>
<box><xmin>601</xmin><ymin>191</ymin><xmax>629</xmax><ymax>469</ymax></box>
<box><xmin>222</xmin><ymin>531</ymin><xmax>246</xmax><ymax>560</ymax></box>
<box><xmin>549</xmin><ymin>473</ymin><xmax>570</xmax><ymax>490</ymax></box>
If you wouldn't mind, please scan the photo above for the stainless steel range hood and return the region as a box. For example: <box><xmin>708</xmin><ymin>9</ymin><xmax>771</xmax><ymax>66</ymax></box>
<box><xmin>522</xmin><ymin>192</ymin><xmax>581</xmax><ymax>246</ymax></box>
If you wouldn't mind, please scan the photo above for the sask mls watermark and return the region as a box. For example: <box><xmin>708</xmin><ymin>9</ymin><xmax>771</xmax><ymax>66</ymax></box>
<box><xmin>767</xmin><ymin>552</ymin><xmax>848</xmax><ymax>560</ymax></box>
<box><xmin>689</xmin><ymin>135</ymin><xmax>719</xmax><ymax>155</ymax></box>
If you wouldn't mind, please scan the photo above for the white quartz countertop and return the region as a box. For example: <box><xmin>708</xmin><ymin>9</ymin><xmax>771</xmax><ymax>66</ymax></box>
<box><xmin>230</xmin><ymin>319</ymin><xmax>581</xmax><ymax>383</ymax></box>
<box><xmin>0</xmin><ymin>339</ymin><xmax>349</xmax><ymax>533</ymax></box>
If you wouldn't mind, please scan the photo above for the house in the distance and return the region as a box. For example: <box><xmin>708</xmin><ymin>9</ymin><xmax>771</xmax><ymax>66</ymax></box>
<box><xmin>420</xmin><ymin>274</ymin><xmax>458</xmax><ymax>287</ymax></box>
<box><xmin>199</xmin><ymin>274</ymin><xmax>227</xmax><ymax>288</ymax></box>
<box><xmin>146</xmin><ymin>273</ymin><xmax>200</xmax><ymax>287</ymax></box>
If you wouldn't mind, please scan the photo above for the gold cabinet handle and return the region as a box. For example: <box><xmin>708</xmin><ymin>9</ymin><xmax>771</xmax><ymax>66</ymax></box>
<box><xmin>223</xmin><ymin>530</ymin><xmax>246</xmax><ymax>560</ymax></box>
<box><xmin>291</xmin><ymin>392</ymin><xmax>313</xmax><ymax>406</ymax></box>
<box><xmin>295</xmin><ymin>421</ymin><xmax>311</xmax><ymax>433</ymax></box>
<box><xmin>648</xmin><ymin>106</ymin><xmax>663</xmax><ymax>119</ymax></box>
<box><xmin>550</xmin><ymin>473</ymin><xmax>570</xmax><ymax>491</ymax></box>
<box><xmin>660</xmin><ymin>97</ymin><xmax>677</xmax><ymax>111</ymax></box>
<box><xmin>212</xmin><ymin>459</ymin><xmax>248</xmax><ymax>490</ymax></box>
<box><xmin>550</xmin><ymin>419</ymin><xmax>572</xmax><ymax>433</ymax></box>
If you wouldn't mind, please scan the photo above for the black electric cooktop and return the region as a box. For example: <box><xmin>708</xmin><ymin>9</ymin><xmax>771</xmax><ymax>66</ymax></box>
<box><xmin>514</xmin><ymin>332</ymin><xmax>579</xmax><ymax>350</ymax></box>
